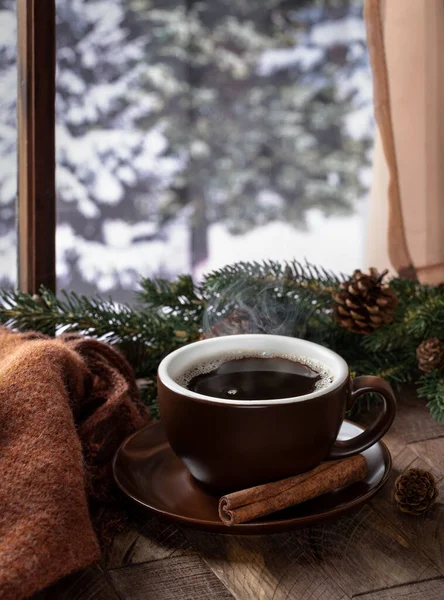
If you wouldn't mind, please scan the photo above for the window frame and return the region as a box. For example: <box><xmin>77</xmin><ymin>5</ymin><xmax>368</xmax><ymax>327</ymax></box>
<box><xmin>16</xmin><ymin>0</ymin><xmax>56</xmax><ymax>293</ymax></box>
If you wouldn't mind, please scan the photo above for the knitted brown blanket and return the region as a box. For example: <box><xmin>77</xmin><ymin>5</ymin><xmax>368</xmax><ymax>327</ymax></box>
<box><xmin>0</xmin><ymin>328</ymin><xmax>149</xmax><ymax>600</ymax></box>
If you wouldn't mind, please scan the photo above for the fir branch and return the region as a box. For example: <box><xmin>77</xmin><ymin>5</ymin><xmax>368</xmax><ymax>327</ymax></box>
<box><xmin>203</xmin><ymin>260</ymin><xmax>342</xmax><ymax>302</ymax></box>
<box><xmin>286</xmin><ymin>259</ymin><xmax>345</xmax><ymax>287</ymax></box>
<box><xmin>418</xmin><ymin>372</ymin><xmax>444</xmax><ymax>424</ymax></box>
<box><xmin>1</xmin><ymin>260</ymin><xmax>444</xmax><ymax>423</ymax></box>
<box><xmin>0</xmin><ymin>287</ymin><xmax>200</xmax><ymax>376</ymax></box>
<box><xmin>388</xmin><ymin>277</ymin><xmax>424</xmax><ymax>299</ymax></box>
<box><xmin>403</xmin><ymin>294</ymin><xmax>444</xmax><ymax>341</ymax></box>
<box><xmin>137</xmin><ymin>274</ymin><xmax>204</xmax><ymax>319</ymax></box>
<box><xmin>0</xmin><ymin>287</ymin><xmax>168</xmax><ymax>341</ymax></box>
<box><xmin>360</xmin><ymin>316</ymin><xmax>408</xmax><ymax>353</ymax></box>
<box><xmin>349</xmin><ymin>352</ymin><xmax>417</xmax><ymax>386</ymax></box>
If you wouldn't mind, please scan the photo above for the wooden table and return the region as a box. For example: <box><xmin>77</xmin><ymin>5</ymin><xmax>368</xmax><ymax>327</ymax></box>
<box><xmin>39</xmin><ymin>388</ymin><xmax>444</xmax><ymax>599</ymax></box>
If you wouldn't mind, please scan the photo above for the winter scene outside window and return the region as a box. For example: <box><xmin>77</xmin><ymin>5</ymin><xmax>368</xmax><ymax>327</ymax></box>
<box><xmin>0</xmin><ymin>0</ymin><xmax>16</xmax><ymax>288</ymax></box>
<box><xmin>0</xmin><ymin>0</ymin><xmax>373</xmax><ymax>303</ymax></box>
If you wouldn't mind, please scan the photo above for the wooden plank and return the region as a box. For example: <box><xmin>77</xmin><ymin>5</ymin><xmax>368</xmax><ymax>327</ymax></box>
<box><xmin>370</xmin><ymin>441</ymin><xmax>444</xmax><ymax>573</ymax></box>
<box><xmin>17</xmin><ymin>0</ymin><xmax>56</xmax><ymax>293</ymax></box>
<box><xmin>356</xmin><ymin>577</ymin><xmax>444</xmax><ymax>600</ymax></box>
<box><xmin>409</xmin><ymin>437</ymin><xmax>444</xmax><ymax>474</ymax></box>
<box><xmin>185</xmin><ymin>503</ymin><xmax>439</xmax><ymax>599</ymax></box>
<box><xmin>106</xmin><ymin>516</ymin><xmax>192</xmax><ymax>569</ymax></box>
<box><xmin>387</xmin><ymin>386</ymin><xmax>444</xmax><ymax>448</ymax></box>
<box><xmin>299</xmin><ymin>505</ymin><xmax>439</xmax><ymax>597</ymax></box>
<box><xmin>185</xmin><ymin>529</ymin><xmax>348</xmax><ymax>600</ymax></box>
<box><xmin>108</xmin><ymin>554</ymin><xmax>234</xmax><ymax>600</ymax></box>
<box><xmin>32</xmin><ymin>564</ymin><xmax>120</xmax><ymax>600</ymax></box>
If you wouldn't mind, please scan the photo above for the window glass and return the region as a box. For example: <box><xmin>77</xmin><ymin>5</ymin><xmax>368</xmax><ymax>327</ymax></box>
<box><xmin>56</xmin><ymin>0</ymin><xmax>373</xmax><ymax>303</ymax></box>
<box><xmin>0</xmin><ymin>0</ymin><xmax>17</xmax><ymax>288</ymax></box>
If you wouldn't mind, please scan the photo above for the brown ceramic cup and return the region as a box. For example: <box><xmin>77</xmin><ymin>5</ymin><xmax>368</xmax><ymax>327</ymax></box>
<box><xmin>158</xmin><ymin>334</ymin><xmax>396</xmax><ymax>492</ymax></box>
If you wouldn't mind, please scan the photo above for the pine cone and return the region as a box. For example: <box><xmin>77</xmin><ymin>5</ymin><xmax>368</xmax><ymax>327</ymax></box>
<box><xmin>332</xmin><ymin>268</ymin><xmax>398</xmax><ymax>334</ymax></box>
<box><xmin>416</xmin><ymin>338</ymin><xmax>444</xmax><ymax>374</ymax></box>
<box><xmin>394</xmin><ymin>468</ymin><xmax>438</xmax><ymax>515</ymax></box>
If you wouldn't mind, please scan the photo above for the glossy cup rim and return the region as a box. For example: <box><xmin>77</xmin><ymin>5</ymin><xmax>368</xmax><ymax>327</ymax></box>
<box><xmin>158</xmin><ymin>334</ymin><xmax>349</xmax><ymax>406</ymax></box>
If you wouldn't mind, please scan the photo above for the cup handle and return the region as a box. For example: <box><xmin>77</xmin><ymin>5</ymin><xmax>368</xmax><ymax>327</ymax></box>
<box><xmin>327</xmin><ymin>376</ymin><xmax>397</xmax><ymax>460</ymax></box>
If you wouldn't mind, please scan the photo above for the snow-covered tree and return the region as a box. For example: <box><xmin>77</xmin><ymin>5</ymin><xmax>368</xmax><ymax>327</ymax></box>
<box><xmin>55</xmin><ymin>0</ymin><xmax>185</xmax><ymax>296</ymax></box>
<box><xmin>131</xmin><ymin>0</ymin><xmax>372</xmax><ymax>272</ymax></box>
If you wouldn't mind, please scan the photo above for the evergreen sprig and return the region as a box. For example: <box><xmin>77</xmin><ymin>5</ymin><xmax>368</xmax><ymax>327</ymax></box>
<box><xmin>137</xmin><ymin>274</ymin><xmax>204</xmax><ymax>318</ymax></box>
<box><xmin>0</xmin><ymin>287</ymin><xmax>200</xmax><ymax>382</ymax></box>
<box><xmin>203</xmin><ymin>260</ymin><xmax>343</xmax><ymax>302</ymax></box>
<box><xmin>418</xmin><ymin>372</ymin><xmax>444</xmax><ymax>423</ymax></box>
<box><xmin>1</xmin><ymin>260</ymin><xmax>444</xmax><ymax>423</ymax></box>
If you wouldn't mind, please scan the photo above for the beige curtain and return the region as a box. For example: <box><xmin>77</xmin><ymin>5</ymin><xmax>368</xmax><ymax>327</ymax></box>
<box><xmin>365</xmin><ymin>0</ymin><xmax>444</xmax><ymax>283</ymax></box>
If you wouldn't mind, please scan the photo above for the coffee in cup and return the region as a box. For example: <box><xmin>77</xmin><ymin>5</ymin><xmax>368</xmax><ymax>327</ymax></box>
<box><xmin>177</xmin><ymin>353</ymin><xmax>334</xmax><ymax>400</ymax></box>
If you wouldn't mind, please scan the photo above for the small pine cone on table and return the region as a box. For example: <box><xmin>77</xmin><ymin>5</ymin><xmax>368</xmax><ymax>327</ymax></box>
<box><xmin>332</xmin><ymin>268</ymin><xmax>398</xmax><ymax>334</ymax></box>
<box><xmin>416</xmin><ymin>337</ymin><xmax>444</xmax><ymax>373</ymax></box>
<box><xmin>394</xmin><ymin>468</ymin><xmax>439</xmax><ymax>515</ymax></box>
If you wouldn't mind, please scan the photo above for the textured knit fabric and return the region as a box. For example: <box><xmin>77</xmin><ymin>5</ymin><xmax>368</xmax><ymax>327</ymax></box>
<box><xmin>0</xmin><ymin>328</ymin><xmax>149</xmax><ymax>600</ymax></box>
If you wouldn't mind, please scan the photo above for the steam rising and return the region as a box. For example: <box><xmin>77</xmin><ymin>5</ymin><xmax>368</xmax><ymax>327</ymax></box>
<box><xmin>202</xmin><ymin>269</ymin><xmax>313</xmax><ymax>338</ymax></box>
<box><xmin>174</xmin><ymin>265</ymin><xmax>335</xmax><ymax>396</ymax></box>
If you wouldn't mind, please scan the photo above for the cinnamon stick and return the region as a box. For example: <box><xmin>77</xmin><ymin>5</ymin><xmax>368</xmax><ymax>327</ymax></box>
<box><xmin>218</xmin><ymin>455</ymin><xmax>368</xmax><ymax>526</ymax></box>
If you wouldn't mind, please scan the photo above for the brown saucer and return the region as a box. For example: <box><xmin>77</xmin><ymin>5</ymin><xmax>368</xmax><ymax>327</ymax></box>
<box><xmin>113</xmin><ymin>420</ymin><xmax>391</xmax><ymax>534</ymax></box>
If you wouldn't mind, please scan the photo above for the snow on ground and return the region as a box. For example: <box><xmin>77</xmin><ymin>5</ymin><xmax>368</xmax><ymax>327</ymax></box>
<box><xmin>54</xmin><ymin>207</ymin><xmax>366</xmax><ymax>294</ymax></box>
<box><xmin>257</xmin><ymin>46</ymin><xmax>323</xmax><ymax>76</ymax></box>
<box><xmin>56</xmin><ymin>218</ymin><xmax>190</xmax><ymax>292</ymax></box>
<box><xmin>197</xmin><ymin>207</ymin><xmax>366</xmax><ymax>281</ymax></box>
<box><xmin>0</xmin><ymin>10</ymin><xmax>16</xmax><ymax>53</ymax></box>
<box><xmin>310</xmin><ymin>17</ymin><xmax>366</xmax><ymax>46</ymax></box>
<box><xmin>0</xmin><ymin>230</ymin><xmax>16</xmax><ymax>283</ymax></box>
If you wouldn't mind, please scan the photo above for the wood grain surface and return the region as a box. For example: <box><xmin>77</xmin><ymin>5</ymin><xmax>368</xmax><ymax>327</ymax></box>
<box><xmin>108</xmin><ymin>555</ymin><xmax>235</xmax><ymax>600</ymax></box>
<box><xmin>106</xmin><ymin>514</ymin><xmax>193</xmax><ymax>569</ymax></box>
<box><xmin>33</xmin><ymin>385</ymin><xmax>444</xmax><ymax>599</ymax></box>
<box><xmin>370</xmin><ymin>442</ymin><xmax>444</xmax><ymax>573</ymax></box>
<box><xmin>184</xmin><ymin>529</ymin><xmax>348</xmax><ymax>600</ymax></box>
<box><xmin>356</xmin><ymin>577</ymin><xmax>444</xmax><ymax>600</ymax></box>
<box><xmin>32</xmin><ymin>565</ymin><xmax>120</xmax><ymax>600</ymax></box>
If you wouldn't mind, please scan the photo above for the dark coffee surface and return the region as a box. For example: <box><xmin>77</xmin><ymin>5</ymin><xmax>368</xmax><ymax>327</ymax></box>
<box><xmin>187</xmin><ymin>356</ymin><xmax>321</xmax><ymax>400</ymax></box>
